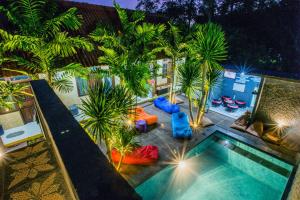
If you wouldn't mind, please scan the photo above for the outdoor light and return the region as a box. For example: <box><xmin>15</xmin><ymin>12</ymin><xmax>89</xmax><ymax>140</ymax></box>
<box><xmin>127</xmin><ymin>119</ymin><xmax>133</xmax><ymax>126</ymax></box>
<box><xmin>177</xmin><ymin>160</ymin><xmax>187</xmax><ymax>169</ymax></box>
<box><xmin>276</xmin><ymin>119</ymin><xmax>288</xmax><ymax>129</ymax></box>
<box><xmin>191</xmin><ymin>123</ymin><xmax>198</xmax><ymax>128</ymax></box>
<box><xmin>241</xmin><ymin>72</ymin><xmax>245</xmax><ymax>76</ymax></box>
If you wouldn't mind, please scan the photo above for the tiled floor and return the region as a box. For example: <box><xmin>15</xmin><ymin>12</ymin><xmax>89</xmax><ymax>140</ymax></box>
<box><xmin>209</xmin><ymin>103</ymin><xmax>251</xmax><ymax>119</ymax></box>
<box><xmin>116</xmin><ymin>95</ymin><xmax>299</xmax><ymax>188</ymax></box>
<box><xmin>1</xmin><ymin>140</ymin><xmax>72</xmax><ymax>200</ymax></box>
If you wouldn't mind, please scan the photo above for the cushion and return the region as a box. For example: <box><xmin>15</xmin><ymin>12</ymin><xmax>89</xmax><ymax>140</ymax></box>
<box><xmin>230</xmin><ymin>111</ymin><xmax>251</xmax><ymax>131</ymax></box>
<box><xmin>246</xmin><ymin>121</ymin><xmax>264</xmax><ymax>137</ymax></box>
<box><xmin>263</xmin><ymin>131</ymin><xmax>282</xmax><ymax>145</ymax></box>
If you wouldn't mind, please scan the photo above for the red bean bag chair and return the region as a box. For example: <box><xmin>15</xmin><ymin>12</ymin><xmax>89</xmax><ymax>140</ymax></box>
<box><xmin>111</xmin><ymin>145</ymin><xmax>159</xmax><ymax>165</ymax></box>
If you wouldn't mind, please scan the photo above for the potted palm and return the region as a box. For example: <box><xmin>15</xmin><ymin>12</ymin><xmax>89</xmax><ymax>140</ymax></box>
<box><xmin>80</xmin><ymin>80</ymin><xmax>134</xmax><ymax>162</ymax></box>
<box><xmin>109</xmin><ymin>127</ymin><xmax>139</xmax><ymax>171</ymax></box>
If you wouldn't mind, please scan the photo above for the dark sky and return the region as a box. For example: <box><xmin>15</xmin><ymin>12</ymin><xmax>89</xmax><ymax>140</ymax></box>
<box><xmin>68</xmin><ymin>0</ymin><xmax>139</xmax><ymax>9</ymax></box>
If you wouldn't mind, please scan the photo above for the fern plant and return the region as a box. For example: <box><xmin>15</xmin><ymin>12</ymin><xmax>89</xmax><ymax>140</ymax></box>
<box><xmin>0</xmin><ymin>0</ymin><xmax>93</xmax><ymax>93</ymax></box>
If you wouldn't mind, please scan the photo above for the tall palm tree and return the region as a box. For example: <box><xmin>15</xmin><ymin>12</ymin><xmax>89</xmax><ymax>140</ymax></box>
<box><xmin>160</xmin><ymin>22</ymin><xmax>187</xmax><ymax>103</ymax></box>
<box><xmin>109</xmin><ymin>127</ymin><xmax>139</xmax><ymax>171</ymax></box>
<box><xmin>189</xmin><ymin>23</ymin><xmax>227</xmax><ymax>125</ymax></box>
<box><xmin>0</xmin><ymin>0</ymin><xmax>93</xmax><ymax>93</ymax></box>
<box><xmin>90</xmin><ymin>4</ymin><xmax>165</xmax><ymax>99</ymax></box>
<box><xmin>177</xmin><ymin>58</ymin><xmax>201</xmax><ymax>124</ymax></box>
<box><xmin>80</xmin><ymin>81</ymin><xmax>135</xmax><ymax>161</ymax></box>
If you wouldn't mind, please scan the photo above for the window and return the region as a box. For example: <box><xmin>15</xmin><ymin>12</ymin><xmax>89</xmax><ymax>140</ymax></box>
<box><xmin>76</xmin><ymin>77</ymin><xmax>89</xmax><ymax>96</ymax></box>
<box><xmin>76</xmin><ymin>76</ymin><xmax>111</xmax><ymax>97</ymax></box>
<box><xmin>162</xmin><ymin>63</ymin><xmax>168</xmax><ymax>78</ymax></box>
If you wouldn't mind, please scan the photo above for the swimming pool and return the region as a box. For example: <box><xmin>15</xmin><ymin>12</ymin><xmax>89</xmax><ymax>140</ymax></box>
<box><xmin>136</xmin><ymin>131</ymin><xmax>294</xmax><ymax>200</ymax></box>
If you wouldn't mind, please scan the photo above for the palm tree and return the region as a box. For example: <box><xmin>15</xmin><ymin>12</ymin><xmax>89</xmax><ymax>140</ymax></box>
<box><xmin>109</xmin><ymin>127</ymin><xmax>139</xmax><ymax>171</ymax></box>
<box><xmin>90</xmin><ymin>4</ymin><xmax>164</xmax><ymax>99</ymax></box>
<box><xmin>80</xmin><ymin>81</ymin><xmax>135</xmax><ymax>162</ymax></box>
<box><xmin>189</xmin><ymin>23</ymin><xmax>227</xmax><ymax>125</ymax></box>
<box><xmin>0</xmin><ymin>0</ymin><xmax>93</xmax><ymax>93</ymax></box>
<box><xmin>160</xmin><ymin>22</ymin><xmax>187</xmax><ymax>103</ymax></box>
<box><xmin>177</xmin><ymin>58</ymin><xmax>201</xmax><ymax>124</ymax></box>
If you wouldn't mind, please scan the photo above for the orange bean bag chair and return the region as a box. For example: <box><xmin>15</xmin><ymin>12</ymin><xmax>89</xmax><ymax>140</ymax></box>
<box><xmin>111</xmin><ymin>145</ymin><xmax>159</xmax><ymax>165</ymax></box>
<box><xmin>133</xmin><ymin>107</ymin><xmax>158</xmax><ymax>125</ymax></box>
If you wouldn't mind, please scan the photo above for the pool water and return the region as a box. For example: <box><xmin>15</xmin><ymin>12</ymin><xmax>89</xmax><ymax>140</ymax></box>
<box><xmin>136</xmin><ymin>131</ymin><xmax>293</xmax><ymax>200</ymax></box>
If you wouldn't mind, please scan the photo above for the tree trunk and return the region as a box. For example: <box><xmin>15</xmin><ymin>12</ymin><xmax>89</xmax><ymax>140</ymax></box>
<box><xmin>112</xmin><ymin>76</ymin><xmax>116</xmax><ymax>87</ymax></box>
<box><xmin>196</xmin><ymin>62</ymin><xmax>207</xmax><ymax>125</ymax></box>
<box><xmin>196</xmin><ymin>89</ymin><xmax>209</xmax><ymax>125</ymax></box>
<box><xmin>117</xmin><ymin>154</ymin><xmax>124</xmax><ymax>171</ymax></box>
<box><xmin>104</xmin><ymin>138</ymin><xmax>112</xmax><ymax>163</ymax></box>
<box><xmin>169</xmin><ymin>58</ymin><xmax>176</xmax><ymax>104</ymax></box>
<box><xmin>188</xmin><ymin>96</ymin><xmax>194</xmax><ymax>124</ymax></box>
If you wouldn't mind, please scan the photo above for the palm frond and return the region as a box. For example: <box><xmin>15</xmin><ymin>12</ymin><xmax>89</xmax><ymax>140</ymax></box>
<box><xmin>17</xmin><ymin>0</ymin><xmax>45</xmax><ymax>34</ymax></box>
<box><xmin>80</xmin><ymin>81</ymin><xmax>134</xmax><ymax>143</ymax></box>
<box><xmin>177</xmin><ymin>58</ymin><xmax>202</xmax><ymax>97</ymax></box>
<box><xmin>0</xmin><ymin>29</ymin><xmax>41</xmax><ymax>52</ymax></box>
<box><xmin>56</xmin><ymin>62</ymin><xmax>89</xmax><ymax>78</ymax></box>
<box><xmin>43</xmin><ymin>7</ymin><xmax>82</xmax><ymax>36</ymax></box>
<box><xmin>51</xmin><ymin>74</ymin><xmax>74</xmax><ymax>93</ymax></box>
<box><xmin>48</xmin><ymin>32</ymin><xmax>94</xmax><ymax>57</ymax></box>
<box><xmin>190</xmin><ymin>23</ymin><xmax>227</xmax><ymax>70</ymax></box>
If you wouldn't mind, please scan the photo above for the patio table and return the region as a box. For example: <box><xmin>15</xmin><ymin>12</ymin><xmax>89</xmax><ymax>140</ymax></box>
<box><xmin>235</xmin><ymin>100</ymin><xmax>246</xmax><ymax>108</ymax></box>
<box><xmin>212</xmin><ymin>99</ymin><xmax>222</xmax><ymax>107</ymax></box>
<box><xmin>226</xmin><ymin>104</ymin><xmax>239</xmax><ymax>112</ymax></box>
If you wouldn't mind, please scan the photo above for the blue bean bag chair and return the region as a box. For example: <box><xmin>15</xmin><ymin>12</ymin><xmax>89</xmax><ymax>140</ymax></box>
<box><xmin>153</xmin><ymin>97</ymin><xmax>180</xmax><ymax>114</ymax></box>
<box><xmin>171</xmin><ymin>112</ymin><xmax>192</xmax><ymax>139</ymax></box>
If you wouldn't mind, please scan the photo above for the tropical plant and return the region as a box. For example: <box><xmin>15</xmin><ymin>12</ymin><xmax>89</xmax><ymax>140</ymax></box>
<box><xmin>160</xmin><ymin>22</ymin><xmax>187</xmax><ymax>103</ymax></box>
<box><xmin>189</xmin><ymin>23</ymin><xmax>227</xmax><ymax>125</ymax></box>
<box><xmin>0</xmin><ymin>0</ymin><xmax>94</xmax><ymax>93</ymax></box>
<box><xmin>80</xmin><ymin>80</ymin><xmax>135</xmax><ymax>161</ymax></box>
<box><xmin>177</xmin><ymin>58</ymin><xmax>201</xmax><ymax>124</ymax></box>
<box><xmin>109</xmin><ymin>127</ymin><xmax>139</xmax><ymax>171</ymax></box>
<box><xmin>0</xmin><ymin>80</ymin><xmax>33</xmax><ymax>156</ymax></box>
<box><xmin>0</xmin><ymin>81</ymin><xmax>32</xmax><ymax>109</ymax></box>
<box><xmin>90</xmin><ymin>4</ymin><xmax>165</xmax><ymax>99</ymax></box>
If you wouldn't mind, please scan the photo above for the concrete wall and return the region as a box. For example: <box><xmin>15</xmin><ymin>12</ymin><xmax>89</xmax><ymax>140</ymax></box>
<box><xmin>254</xmin><ymin>77</ymin><xmax>300</xmax><ymax>127</ymax></box>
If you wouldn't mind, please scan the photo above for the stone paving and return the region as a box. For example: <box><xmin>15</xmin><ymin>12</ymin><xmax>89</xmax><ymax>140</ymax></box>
<box><xmin>118</xmin><ymin>95</ymin><xmax>299</xmax><ymax>189</ymax></box>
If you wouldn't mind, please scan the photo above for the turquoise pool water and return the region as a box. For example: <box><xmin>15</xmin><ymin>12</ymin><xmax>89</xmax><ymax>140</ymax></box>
<box><xmin>136</xmin><ymin>131</ymin><xmax>293</xmax><ymax>200</ymax></box>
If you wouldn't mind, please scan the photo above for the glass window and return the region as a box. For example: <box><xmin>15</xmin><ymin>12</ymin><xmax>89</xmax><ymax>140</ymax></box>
<box><xmin>162</xmin><ymin>63</ymin><xmax>168</xmax><ymax>78</ymax></box>
<box><xmin>76</xmin><ymin>77</ymin><xmax>89</xmax><ymax>96</ymax></box>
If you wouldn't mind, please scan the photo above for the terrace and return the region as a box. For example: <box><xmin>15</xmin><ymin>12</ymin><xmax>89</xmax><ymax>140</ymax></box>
<box><xmin>106</xmin><ymin>95</ymin><xmax>298</xmax><ymax>187</ymax></box>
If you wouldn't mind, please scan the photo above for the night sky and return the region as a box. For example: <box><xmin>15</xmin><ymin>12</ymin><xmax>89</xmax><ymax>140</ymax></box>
<box><xmin>68</xmin><ymin>0</ymin><xmax>139</xmax><ymax>9</ymax></box>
